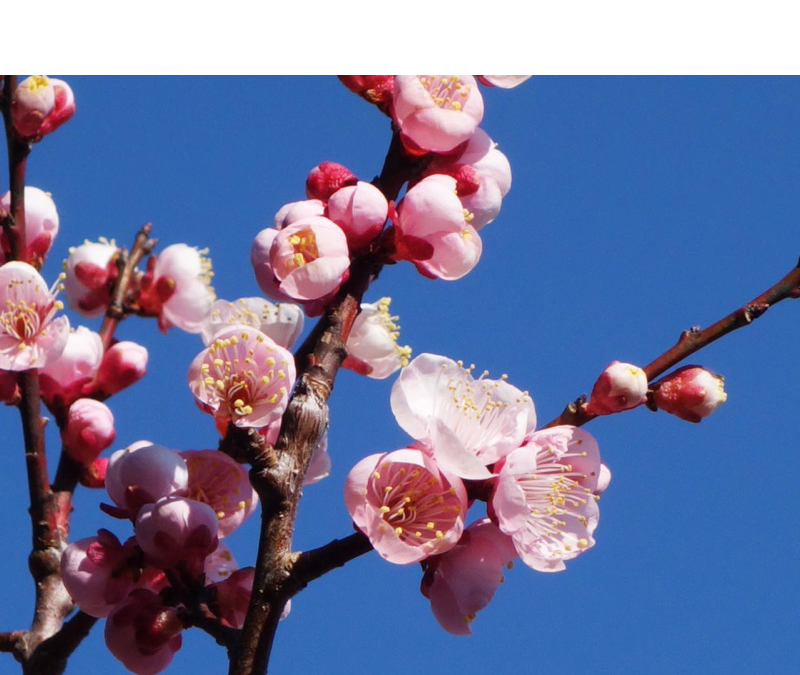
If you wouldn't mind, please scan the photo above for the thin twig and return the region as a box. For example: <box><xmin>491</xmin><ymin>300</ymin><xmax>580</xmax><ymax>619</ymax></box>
<box><xmin>544</xmin><ymin>258</ymin><xmax>800</xmax><ymax>429</ymax></box>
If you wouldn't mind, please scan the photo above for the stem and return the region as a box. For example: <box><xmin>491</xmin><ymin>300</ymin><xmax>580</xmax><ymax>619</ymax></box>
<box><xmin>544</xmin><ymin>258</ymin><xmax>800</xmax><ymax>428</ymax></box>
<box><xmin>1</xmin><ymin>75</ymin><xmax>31</xmax><ymax>263</ymax></box>
<box><xmin>287</xmin><ymin>532</ymin><xmax>372</xmax><ymax>592</ymax></box>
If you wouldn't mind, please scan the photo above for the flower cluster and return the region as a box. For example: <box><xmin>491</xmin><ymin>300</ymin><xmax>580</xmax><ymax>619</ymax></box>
<box><xmin>61</xmin><ymin>442</ymin><xmax>260</xmax><ymax>674</ymax></box>
<box><xmin>345</xmin><ymin>353</ymin><xmax>607</xmax><ymax>633</ymax></box>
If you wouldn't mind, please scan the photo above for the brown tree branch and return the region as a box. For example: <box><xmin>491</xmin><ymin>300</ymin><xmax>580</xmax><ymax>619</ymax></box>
<box><xmin>544</xmin><ymin>258</ymin><xmax>800</xmax><ymax>429</ymax></box>
<box><xmin>287</xmin><ymin>531</ymin><xmax>372</xmax><ymax>593</ymax></box>
<box><xmin>22</xmin><ymin>611</ymin><xmax>97</xmax><ymax>675</ymax></box>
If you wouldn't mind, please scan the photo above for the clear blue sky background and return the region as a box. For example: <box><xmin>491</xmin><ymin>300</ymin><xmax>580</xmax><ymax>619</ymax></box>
<box><xmin>1</xmin><ymin>76</ymin><xmax>798</xmax><ymax>674</ymax></box>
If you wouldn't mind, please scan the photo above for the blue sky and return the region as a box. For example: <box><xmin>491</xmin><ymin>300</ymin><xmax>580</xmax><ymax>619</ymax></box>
<box><xmin>1</xmin><ymin>76</ymin><xmax>798</xmax><ymax>674</ymax></box>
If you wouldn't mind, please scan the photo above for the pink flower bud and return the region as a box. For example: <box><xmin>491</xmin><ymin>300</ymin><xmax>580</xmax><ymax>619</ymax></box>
<box><xmin>138</xmin><ymin>244</ymin><xmax>215</xmax><ymax>333</ymax></box>
<box><xmin>394</xmin><ymin>175</ymin><xmax>482</xmax><ymax>280</ymax></box>
<box><xmin>273</xmin><ymin>199</ymin><xmax>326</xmax><ymax>229</ymax></box>
<box><xmin>305</xmin><ymin>161</ymin><xmax>357</xmax><ymax>201</ymax></box>
<box><xmin>652</xmin><ymin>365</ymin><xmax>727</xmax><ymax>422</ymax></box>
<box><xmin>392</xmin><ymin>76</ymin><xmax>484</xmax><ymax>153</ymax></box>
<box><xmin>38</xmin><ymin>78</ymin><xmax>75</xmax><ymax>136</ymax></box>
<box><xmin>80</xmin><ymin>456</ymin><xmax>109</xmax><ymax>488</ymax></box>
<box><xmin>63</xmin><ymin>239</ymin><xmax>119</xmax><ymax>317</ymax></box>
<box><xmin>39</xmin><ymin>326</ymin><xmax>103</xmax><ymax>409</ymax></box>
<box><xmin>477</xmin><ymin>75</ymin><xmax>532</xmax><ymax>88</ymax></box>
<box><xmin>135</xmin><ymin>496</ymin><xmax>219</xmax><ymax>571</ymax></box>
<box><xmin>10</xmin><ymin>76</ymin><xmax>55</xmax><ymax>138</ymax></box>
<box><xmin>252</xmin><ymin>218</ymin><xmax>350</xmax><ymax>303</ymax></box>
<box><xmin>204</xmin><ymin>540</ymin><xmax>238</xmax><ymax>582</ymax></box>
<box><xmin>326</xmin><ymin>181</ymin><xmax>388</xmax><ymax>251</ymax></box>
<box><xmin>585</xmin><ymin>360</ymin><xmax>649</xmax><ymax>415</ymax></box>
<box><xmin>106</xmin><ymin>442</ymin><xmax>189</xmax><ymax>517</ymax></box>
<box><xmin>61</xmin><ymin>529</ymin><xmax>138</xmax><ymax>617</ymax></box>
<box><xmin>344</xmin><ymin>448</ymin><xmax>468</xmax><ymax>564</ymax></box>
<box><xmin>345</xmin><ymin>298</ymin><xmax>411</xmax><ymax>379</ymax></box>
<box><xmin>94</xmin><ymin>340</ymin><xmax>148</xmax><ymax>396</ymax></box>
<box><xmin>338</xmin><ymin>75</ymin><xmax>395</xmax><ymax>112</ymax></box>
<box><xmin>105</xmin><ymin>589</ymin><xmax>183</xmax><ymax>675</ymax></box>
<box><xmin>0</xmin><ymin>186</ymin><xmax>60</xmax><ymax>265</ymax></box>
<box><xmin>61</xmin><ymin>398</ymin><xmax>116</xmax><ymax>464</ymax></box>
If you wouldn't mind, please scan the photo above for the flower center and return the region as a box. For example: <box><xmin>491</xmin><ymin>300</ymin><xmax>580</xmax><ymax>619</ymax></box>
<box><xmin>287</xmin><ymin>228</ymin><xmax>319</xmax><ymax>269</ymax></box>
<box><xmin>418</xmin><ymin>76</ymin><xmax>471</xmax><ymax>112</ymax></box>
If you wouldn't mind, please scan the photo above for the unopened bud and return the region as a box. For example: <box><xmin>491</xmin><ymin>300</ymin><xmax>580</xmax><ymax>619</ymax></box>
<box><xmin>338</xmin><ymin>75</ymin><xmax>395</xmax><ymax>112</ymax></box>
<box><xmin>652</xmin><ymin>365</ymin><xmax>727</xmax><ymax>422</ymax></box>
<box><xmin>38</xmin><ymin>78</ymin><xmax>76</xmax><ymax>136</ymax></box>
<box><xmin>62</xmin><ymin>398</ymin><xmax>116</xmax><ymax>464</ymax></box>
<box><xmin>305</xmin><ymin>161</ymin><xmax>357</xmax><ymax>202</ymax></box>
<box><xmin>585</xmin><ymin>361</ymin><xmax>648</xmax><ymax>415</ymax></box>
<box><xmin>10</xmin><ymin>76</ymin><xmax>55</xmax><ymax>138</ymax></box>
<box><xmin>80</xmin><ymin>456</ymin><xmax>108</xmax><ymax>488</ymax></box>
<box><xmin>94</xmin><ymin>341</ymin><xmax>148</xmax><ymax>395</ymax></box>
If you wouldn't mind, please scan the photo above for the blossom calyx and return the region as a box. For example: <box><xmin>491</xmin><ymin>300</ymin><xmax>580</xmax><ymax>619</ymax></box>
<box><xmin>651</xmin><ymin>365</ymin><xmax>727</xmax><ymax>422</ymax></box>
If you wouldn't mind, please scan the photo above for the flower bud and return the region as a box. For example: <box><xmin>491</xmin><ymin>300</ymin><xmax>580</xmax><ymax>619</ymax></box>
<box><xmin>0</xmin><ymin>186</ymin><xmax>60</xmax><ymax>265</ymax></box>
<box><xmin>93</xmin><ymin>341</ymin><xmax>148</xmax><ymax>396</ymax></box>
<box><xmin>39</xmin><ymin>326</ymin><xmax>103</xmax><ymax>410</ymax></box>
<box><xmin>63</xmin><ymin>239</ymin><xmax>119</xmax><ymax>317</ymax></box>
<box><xmin>61</xmin><ymin>398</ymin><xmax>116</xmax><ymax>464</ymax></box>
<box><xmin>338</xmin><ymin>75</ymin><xmax>394</xmax><ymax>112</ymax></box>
<box><xmin>305</xmin><ymin>161</ymin><xmax>357</xmax><ymax>201</ymax></box>
<box><xmin>38</xmin><ymin>78</ymin><xmax>76</xmax><ymax>136</ymax></box>
<box><xmin>327</xmin><ymin>181</ymin><xmax>388</xmax><ymax>251</ymax></box>
<box><xmin>10</xmin><ymin>76</ymin><xmax>55</xmax><ymax>138</ymax></box>
<box><xmin>80</xmin><ymin>456</ymin><xmax>109</xmax><ymax>488</ymax></box>
<box><xmin>652</xmin><ymin>365</ymin><xmax>727</xmax><ymax>422</ymax></box>
<box><xmin>585</xmin><ymin>361</ymin><xmax>648</xmax><ymax>415</ymax></box>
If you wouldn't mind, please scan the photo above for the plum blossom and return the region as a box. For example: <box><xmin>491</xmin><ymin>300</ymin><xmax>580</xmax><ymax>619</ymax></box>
<box><xmin>0</xmin><ymin>261</ymin><xmax>70</xmax><ymax>370</ymax></box>
<box><xmin>61</xmin><ymin>398</ymin><xmax>116</xmax><ymax>464</ymax></box>
<box><xmin>38</xmin><ymin>326</ymin><xmax>103</xmax><ymax>409</ymax></box>
<box><xmin>273</xmin><ymin>199</ymin><xmax>326</xmax><ymax>229</ymax></box>
<box><xmin>138</xmin><ymin>244</ymin><xmax>215</xmax><ymax>332</ymax></box>
<box><xmin>393</xmin><ymin>174</ymin><xmax>482</xmax><ymax>280</ymax></box>
<box><xmin>390</xmin><ymin>353</ymin><xmax>536</xmax><ymax>479</ymax></box>
<box><xmin>421</xmin><ymin>518</ymin><xmax>517</xmax><ymax>635</ymax></box>
<box><xmin>10</xmin><ymin>75</ymin><xmax>55</xmax><ymax>138</ymax></box>
<box><xmin>326</xmin><ymin>181</ymin><xmax>388</xmax><ymax>251</ymax></box>
<box><xmin>392</xmin><ymin>76</ymin><xmax>484</xmax><ymax>153</ymax></box>
<box><xmin>251</xmin><ymin>218</ymin><xmax>350</xmax><ymax>304</ymax></box>
<box><xmin>585</xmin><ymin>360</ymin><xmax>649</xmax><ymax>415</ymax></box>
<box><xmin>93</xmin><ymin>340</ymin><xmax>149</xmax><ymax>396</ymax></box>
<box><xmin>338</xmin><ymin>75</ymin><xmax>395</xmax><ymax>112</ymax></box>
<box><xmin>492</xmin><ymin>425</ymin><xmax>602</xmax><ymax>572</ymax></box>
<box><xmin>652</xmin><ymin>365</ymin><xmax>727</xmax><ymax>422</ymax></box>
<box><xmin>344</xmin><ymin>448</ymin><xmax>468</xmax><ymax>564</ymax></box>
<box><xmin>38</xmin><ymin>78</ymin><xmax>76</xmax><ymax>136</ymax></box>
<box><xmin>204</xmin><ymin>540</ymin><xmax>238</xmax><ymax>582</ymax></box>
<box><xmin>105</xmin><ymin>589</ymin><xmax>183</xmax><ymax>675</ymax></box>
<box><xmin>209</xmin><ymin>567</ymin><xmax>256</xmax><ymax>628</ymax></box>
<box><xmin>188</xmin><ymin>326</ymin><xmax>296</xmax><ymax>430</ymax></box>
<box><xmin>179</xmin><ymin>450</ymin><xmax>258</xmax><ymax>536</ymax></box>
<box><xmin>345</xmin><ymin>297</ymin><xmax>411</xmax><ymax>379</ymax></box>
<box><xmin>0</xmin><ymin>186</ymin><xmax>60</xmax><ymax>264</ymax></box>
<box><xmin>62</xmin><ymin>239</ymin><xmax>119</xmax><ymax>317</ymax></box>
<box><xmin>305</xmin><ymin>161</ymin><xmax>357</xmax><ymax>201</ymax></box>
<box><xmin>105</xmin><ymin>442</ymin><xmax>189</xmax><ymax>517</ymax></box>
<box><xmin>200</xmin><ymin>297</ymin><xmax>304</xmax><ymax>350</ymax></box>
<box><xmin>135</xmin><ymin>495</ymin><xmax>219</xmax><ymax>572</ymax></box>
<box><xmin>477</xmin><ymin>76</ymin><xmax>532</xmax><ymax>88</ymax></box>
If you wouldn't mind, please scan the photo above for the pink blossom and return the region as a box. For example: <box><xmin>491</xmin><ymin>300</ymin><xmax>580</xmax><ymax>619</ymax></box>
<box><xmin>425</xmin><ymin>129</ymin><xmax>512</xmax><ymax>230</ymax></box>
<box><xmin>10</xmin><ymin>76</ymin><xmax>55</xmax><ymax>138</ymax></box>
<box><xmin>38</xmin><ymin>78</ymin><xmax>76</xmax><ymax>136</ymax></box>
<box><xmin>38</xmin><ymin>326</ymin><xmax>103</xmax><ymax>409</ymax></box>
<box><xmin>257</xmin><ymin>218</ymin><xmax>350</xmax><ymax>303</ymax></box>
<box><xmin>0</xmin><ymin>261</ymin><xmax>70</xmax><ymax>370</ymax></box>
<box><xmin>305</xmin><ymin>161</ymin><xmax>357</xmax><ymax>201</ymax></box>
<box><xmin>188</xmin><ymin>326</ymin><xmax>296</xmax><ymax>430</ymax></box>
<box><xmin>105</xmin><ymin>589</ymin><xmax>183</xmax><ymax>675</ymax></box>
<box><xmin>60</xmin><ymin>529</ymin><xmax>138</xmax><ymax>617</ymax></box>
<box><xmin>304</xmin><ymin>432</ymin><xmax>331</xmax><ymax>485</ymax></box>
<box><xmin>105</xmin><ymin>442</ymin><xmax>188</xmax><ymax>517</ymax></box>
<box><xmin>135</xmin><ymin>496</ymin><xmax>219</xmax><ymax>571</ymax></box>
<box><xmin>394</xmin><ymin>175</ymin><xmax>482</xmax><ymax>280</ymax></box>
<box><xmin>344</xmin><ymin>448</ymin><xmax>468</xmax><ymax>564</ymax></box>
<box><xmin>179</xmin><ymin>449</ymin><xmax>258</xmax><ymax>536</ymax></box>
<box><xmin>392</xmin><ymin>76</ymin><xmax>484</xmax><ymax>153</ymax></box>
<box><xmin>80</xmin><ymin>456</ymin><xmax>109</xmax><ymax>488</ymax></box>
<box><xmin>492</xmin><ymin>425</ymin><xmax>602</xmax><ymax>572</ymax></box>
<box><xmin>585</xmin><ymin>360</ymin><xmax>649</xmax><ymax>415</ymax></box>
<box><xmin>62</xmin><ymin>239</ymin><xmax>119</xmax><ymax>317</ymax></box>
<box><xmin>390</xmin><ymin>353</ymin><xmax>536</xmax><ymax>479</ymax></box>
<box><xmin>345</xmin><ymin>297</ymin><xmax>411</xmax><ymax>379</ymax></box>
<box><xmin>204</xmin><ymin>540</ymin><xmax>239</xmax><ymax>582</ymax></box>
<box><xmin>62</xmin><ymin>398</ymin><xmax>116</xmax><ymax>464</ymax></box>
<box><xmin>338</xmin><ymin>76</ymin><xmax>395</xmax><ymax>112</ymax></box>
<box><xmin>596</xmin><ymin>462</ymin><xmax>612</xmax><ymax>494</ymax></box>
<box><xmin>652</xmin><ymin>365</ymin><xmax>727</xmax><ymax>422</ymax></box>
<box><xmin>93</xmin><ymin>340</ymin><xmax>149</xmax><ymax>396</ymax></box>
<box><xmin>210</xmin><ymin>566</ymin><xmax>256</xmax><ymax>628</ymax></box>
<box><xmin>421</xmin><ymin>518</ymin><xmax>517</xmax><ymax>635</ymax></box>
<box><xmin>477</xmin><ymin>75</ymin><xmax>532</xmax><ymax>88</ymax></box>
<box><xmin>274</xmin><ymin>199</ymin><xmax>326</xmax><ymax>229</ymax></box>
<box><xmin>0</xmin><ymin>186</ymin><xmax>60</xmax><ymax>264</ymax></box>
<box><xmin>200</xmin><ymin>297</ymin><xmax>304</xmax><ymax>350</ymax></box>
<box><xmin>251</xmin><ymin>227</ymin><xmax>294</xmax><ymax>302</ymax></box>
<box><xmin>326</xmin><ymin>181</ymin><xmax>388</xmax><ymax>251</ymax></box>
<box><xmin>138</xmin><ymin>244</ymin><xmax>215</xmax><ymax>333</ymax></box>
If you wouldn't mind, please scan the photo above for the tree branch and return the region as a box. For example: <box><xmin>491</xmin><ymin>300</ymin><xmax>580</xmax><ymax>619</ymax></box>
<box><xmin>287</xmin><ymin>531</ymin><xmax>372</xmax><ymax>593</ymax></box>
<box><xmin>544</xmin><ymin>257</ymin><xmax>800</xmax><ymax>428</ymax></box>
